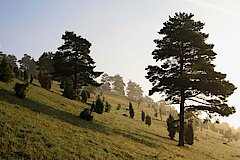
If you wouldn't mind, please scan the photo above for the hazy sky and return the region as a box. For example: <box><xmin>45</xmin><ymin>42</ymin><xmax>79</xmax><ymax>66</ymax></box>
<box><xmin>1</xmin><ymin>0</ymin><xmax>240</xmax><ymax>127</ymax></box>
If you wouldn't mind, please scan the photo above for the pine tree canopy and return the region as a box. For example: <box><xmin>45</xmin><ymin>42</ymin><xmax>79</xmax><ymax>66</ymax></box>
<box><xmin>146</xmin><ymin>12</ymin><xmax>236</xmax><ymax>117</ymax></box>
<box><xmin>53</xmin><ymin>31</ymin><xmax>102</xmax><ymax>90</ymax></box>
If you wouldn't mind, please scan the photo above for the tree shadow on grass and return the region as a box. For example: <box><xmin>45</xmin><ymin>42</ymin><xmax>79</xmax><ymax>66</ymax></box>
<box><xmin>0</xmin><ymin>88</ymin><xmax>164</xmax><ymax>148</ymax></box>
<box><xmin>0</xmin><ymin>89</ymin><xmax>110</xmax><ymax>135</ymax></box>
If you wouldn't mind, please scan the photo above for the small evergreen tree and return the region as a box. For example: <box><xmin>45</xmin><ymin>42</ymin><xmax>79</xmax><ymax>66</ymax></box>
<box><xmin>105</xmin><ymin>101</ymin><xmax>111</xmax><ymax>112</ymax></box>
<box><xmin>38</xmin><ymin>70</ymin><xmax>52</xmax><ymax>90</ymax></box>
<box><xmin>30</xmin><ymin>75</ymin><xmax>33</xmax><ymax>84</ymax></box>
<box><xmin>0</xmin><ymin>57</ymin><xmax>12</xmax><ymax>82</ymax></box>
<box><xmin>167</xmin><ymin>114</ymin><xmax>176</xmax><ymax>140</ymax></box>
<box><xmin>79</xmin><ymin>108</ymin><xmax>93</xmax><ymax>121</ymax></box>
<box><xmin>13</xmin><ymin>66</ymin><xmax>20</xmax><ymax>78</ymax></box>
<box><xmin>141</xmin><ymin>110</ymin><xmax>145</xmax><ymax>122</ymax></box>
<box><xmin>129</xmin><ymin>102</ymin><xmax>134</xmax><ymax>118</ymax></box>
<box><xmin>14</xmin><ymin>83</ymin><xmax>28</xmax><ymax>98</ymax></box>
<box><xmin>63</xmin><ymin>81</ymin><xmax>75</xmax><ymax>99</ymax></box>
<box><xmin>185</xmin><ymin>121</ymin><xmax>194</xmax><ymax>145</ymax></box>
<box><xmin>145</xmin><ymin>115</ymin><xmax>151</xmax><ymax>126</ymax></box>
<box><xmin>95</xmin><ymin>96</ymin><xmax>104</xmax><ymax>114</ymax></box>
<box><xmin>80</xmin><ymin>90</ymin><xmax>90</xmax><ymax>103</ymax></box>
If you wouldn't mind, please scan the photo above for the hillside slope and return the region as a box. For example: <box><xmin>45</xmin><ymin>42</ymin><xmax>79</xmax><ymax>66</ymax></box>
<box><xmin>1</xmin><ymin>79</ymin><xmax>240</xmax><ymax>160</ymax></box>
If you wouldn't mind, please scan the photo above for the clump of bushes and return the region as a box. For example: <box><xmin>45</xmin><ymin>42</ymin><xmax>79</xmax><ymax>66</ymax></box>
<box><xmin>14</xmin><ymin>83</ymin><xmax>28</xmax><ymax>98</ymax></box>
<box><xmin>0</xmin><ymin>57</ymin><xmax>12</xmax><ymax>82</ymax></box>
<box><xmin>141</xmin><ymin>110</ymin><xmax>145</xmax><ymax>122</ymax></box>
<box><xmin>79</xmin><ymin>108</ymin><xmax>93</xmax><ymax>121</ymax></box>
<box><xmin>145</xmin><ymin>115</ymin><xmax>151</xmax><ymax>126</ymax></box>
<box><xmin>129</xmin><ymin>102</ymin><xmax>134</xmax><ymax>118</ymax></box>
<box><xmin>167</xmin><ymin>114</ymin><xmax>176</xmax><ymax>140</ymax></box>
<box><xmin>185</xmin><ymin>121</ymin><xmax>194</xmax><ymax>145</ymax></box>
<box><xmin>24</xmin><ymin>70</ymin><xmax>28</xmax><ymax>82</ymax></box>
<box><xmin>38</xmin><ymin>70</ymin><xmax>52</xmax><ymax>90</ymax></box>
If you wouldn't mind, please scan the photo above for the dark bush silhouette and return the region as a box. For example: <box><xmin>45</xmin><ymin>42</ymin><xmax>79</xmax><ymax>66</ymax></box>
<box><xmin>80</xmin><ymin>90</ymin><xmax>90</xmax><ymax>103</ymax></box>
<box><xmin>38</xmin><ymin>70</ymin><xmax>52</xmax><ymax>90</ymax></box>
<box><xmin>13</xmin><ymin>66</ymin><xmax>20</xmax><ymax>78</ymax></box>
<box><xmin>0</xmin><ymin>57</ymin><xmax>12</xmax><ymax>82</ymax></box>
<box><xmin>105</xmin><ymin>101</ymin><xmax>111</xmax><ymax>112</ymax></box>
<box><xmin>167</xmin><ymin>114</ymin><xmax>176</xmax><ymax>140</ymax></box>
<box><xmin>185</xmin><ymin>121</ymin><xmax>194</xmax><ymax>145</ymax></box>
<box><xmin>141</xmin><ymin>110</ymin><xmax>145</xmax><ymax>122</ymax></box>
<box><xmin>79</xmin><ymin>108</ymin><xmax>93</xmax><ymax>121</ymax></box>
<box><xmin>129</xmin><ymin>102</ymin><xmax>134</xmax><ymax>118</ymax></box>
<box><xmin>145</xmin><ymin>115</ymin><xmax>151</xmax><ymax>126</ymax></box>
<box><xmin>95</xmin><ymin>96</ymin><xmax>104</xmax><ymax>114</ymax></box>
<box><xmin>63</xmin><ymin>82</ymin><xmax>75</xmax><ymax>99</ymax></box>
<box><xmin>30</xmin><ymin>75</ymin><xmax>33</xmax><ymax>84</ymax></box>
<box><xmin>14</xmin><ymin>83</ymin><xmax>28</xmax><ymax>98</ymax></box>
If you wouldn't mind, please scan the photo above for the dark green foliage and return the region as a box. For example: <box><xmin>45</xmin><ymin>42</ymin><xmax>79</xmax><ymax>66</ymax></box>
<box><xmin>145</xmin><ymin>12</ymin><xmax>236</xmax><ymax>146</ymax></box>
<box><xmin>117</xmin><ymin>104</ymin><xmax>121</xmax><ymax>110</ymax></box>
<box><xmin>129</xmin><ymin>102</ymin><xmax>134</xmax><ymax>118</ymax></box>
<box><xmin>38</xmin><ymin>70</ymin><xmax>52</xmax><ymax>90</ymax></box>
<box><xmin>105</xmin><ymin>101</ymin><xmax>111</xmax><ymax>112</ymax></box>
<box><xmin>13</xmin><ymin>66</ymin><xmax>20</xmax><ymax>78</ymax></box>
<box><xmin>0</xmin><ymin>57</ymin><xmax>12</xmax><ymax>82</ymax></box>
<box><xmin>145</xmin><ymin>115</ymin><xmax>151</xmax><ymax>126</ymax></box>
<box><xmin>24</xmin><ymin>70</ymin><xmax>28</xmax><ymax>82</ymax></box>
<box><xmin>79</xmin><ymin>108</ymin><xmax>93</xmax><ymax>121</ymax></box>
<box><xmin>63</xmin><ymin>82</ymin><xmax>75</xmax><ymax>100</ymax></box>
<box><xmin>30</xmin><ymin>75</ymin><xmax>33</xmax><ymax>84</ymax></box>
<box><xmin>14</xmin><ymin>83</ymin><xmax>28</xmax><ymax>98</ymax></box>
<box><xmin>53</xmin><ymin>31</ymin><xmax>102</xmax><ymax>99</ymax></box>
<box><xmin>141</xmin><ymin>110</ymin><xmax>145</xmax><ymax>122</ymax></box>
<box><xmin>167</xmin><ymin>115</ymin><xmax>176</xmax><ymax>140</ymax></box>
<box><xmin>90</xmin><ymin>102</ymin><xmax>95</xmax><ymax>112</ymax></box>
<box><xmin>38</xmin><ymin>52</ymin><xmax>54</xmax><ymax>73</ymax></box>
<box><xmin>80</xmin><ymin>90</ymin><xmax>90</xmax><ymax>103</ymax></box>
<box><xmin>185</xmin><ymin>122</ymin><xmax>194</xmax><ymax>145</ymax></box>
<box><xmin>95</xmin><ymin>96</ymin><xmax>104</xmax><ymax>114</ymax></box>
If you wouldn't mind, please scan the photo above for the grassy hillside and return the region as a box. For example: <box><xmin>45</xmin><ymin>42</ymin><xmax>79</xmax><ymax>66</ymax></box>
<box><xmin>1</xmin><ymin>79</ymin><xmax>240</xmax><ymax>160</ymax></box>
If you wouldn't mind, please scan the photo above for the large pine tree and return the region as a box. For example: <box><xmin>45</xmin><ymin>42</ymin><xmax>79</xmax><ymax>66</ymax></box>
<box><xmin>53</xmin><ymin>31</ymin><xmax>102</xmax><ymax>97</ymax></box>
<box><xmin>146</xmin><ymin>12</ymin><xmax>236</xmax><ymax>146</ymax></box>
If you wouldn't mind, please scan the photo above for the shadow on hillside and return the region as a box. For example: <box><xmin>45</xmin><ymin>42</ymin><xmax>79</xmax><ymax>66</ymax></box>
<box><xmin>0</xmin><ymin>88</ymin><xmax>164</xmax><ymax>148</ymax></box>
<box><xmin>0</xmin><ymin>89</ymin><xmax>110</xmax><ymax>135</ymax></box>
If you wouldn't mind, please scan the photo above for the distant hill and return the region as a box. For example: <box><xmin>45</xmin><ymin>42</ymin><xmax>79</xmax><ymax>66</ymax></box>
<box><xmin>1</xmin><ymin>79</ymin><xmax>240</xmax><ymax>160</ymax></box>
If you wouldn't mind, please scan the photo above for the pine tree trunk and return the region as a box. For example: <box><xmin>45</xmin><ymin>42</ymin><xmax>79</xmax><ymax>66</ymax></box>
<box><xmin>178</xmin><ymin>43</ymin><xmax>185</xmax><ymax>147</ymax></box>
<box><xmin>178</xmin><ymin>89</ymin><xmax>185</xmax><ymax>146</ymax></box>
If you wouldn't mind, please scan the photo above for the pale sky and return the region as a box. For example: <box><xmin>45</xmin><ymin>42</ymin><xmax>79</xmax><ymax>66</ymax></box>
<box><xmin>1</xmin><ymin>0</ymin><xmax>240</xmax><ymax>127</ymax></box>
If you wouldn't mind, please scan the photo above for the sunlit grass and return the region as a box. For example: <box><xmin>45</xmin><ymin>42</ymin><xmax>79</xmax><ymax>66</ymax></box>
<box><xmin>0</xmin><ymin>79</ymin><xmax>240</xmax><ymax>159</ymax></box>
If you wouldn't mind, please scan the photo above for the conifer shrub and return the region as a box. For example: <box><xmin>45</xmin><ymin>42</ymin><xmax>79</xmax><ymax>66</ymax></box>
<box><xmin>117</xmin><ymin>104</ymin><xmax>121</xmax><ymax>110</ymax></box>
<box><xmin>167</xmin><ymin>114</ymin><xmax>176</xmax><ymax>140</ymax></box>
<box><xmin>14</xmin><ymin>83</ymin><xmax>28</xmax><ymax>98</ymax></box>
<box><xmin>0</xmin><ymin>57</ymin><xmax>12</xmax><ymax>82</ymax></box>
<box><xmin>185</xmin><ymin>121</ymin><xmax>194</xmax><ymax>145</ymax></box>
<box><xmin>62</xmin><ymin>82</ymin><xmax>75</xmax><ymax>99</ymax></box>
<box><xmin>105</xmin><ymin>101</ymin><xmax>111</xmax><ymax>112</ymax></box>
<box><xmin>141</xmin><ymin>110</ymin><xmax>145</xmax><ymax>122</ymax></box>
<box><xmin>145</xmin><ymin>115</ymin><xmax>151</xmax><ymax>126</ymax></box>
<box><xmin>80</xmin><ymin>90</ymin><xmax>90</xmax><ymax>103</ymax></box>
<box><xmin>129</xmin><ymin>102</ymin><xmax>134</xmax><ymax>118</ymax></box>
<box><xmin>90</xmin><ymin>102</ymin><xmax>95</xmax><ymax>112</ymax></box>
<box><xmin>95</xmin><ymin>96</ymin><xmax>104</xmax><ymax>114</ymax></box>
<box><xmin>38</xmin><ymin>70</ymin><xmax>52</xmax><ymax>90</ymax></box>
<box><xmin>79</xmin><ymin>108</ymin><xmax>93</xmax><ymax>121</ymax></box>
